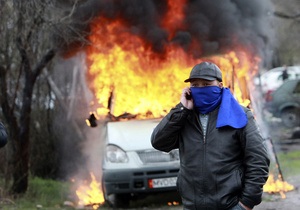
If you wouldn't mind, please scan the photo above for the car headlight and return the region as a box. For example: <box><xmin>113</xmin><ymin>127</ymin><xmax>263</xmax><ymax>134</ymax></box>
<box><xmin>106</xmin><ymin>144</ymin><xmax>129</xmax><ymax>163</ymax></box>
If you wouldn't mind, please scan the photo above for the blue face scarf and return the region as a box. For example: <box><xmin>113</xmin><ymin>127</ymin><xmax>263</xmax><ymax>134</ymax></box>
<box><xmin>190</xmin><ymin>86</ymin><xmax>222</xmax><ymax>114</ymax></box>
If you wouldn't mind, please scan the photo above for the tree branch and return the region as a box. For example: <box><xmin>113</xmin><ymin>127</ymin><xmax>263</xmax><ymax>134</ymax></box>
<box><xmin>274</xmin><ymin>11</ymin><xmax>300</xmax><ymax>19</ymax></box>
<box><xmin>33</xmin><ymin>50</ymin><xmax>55</xmax><ymax>79</ymax></box>
<box><xmin>16</xmin><ymin>37</ymin><xmax>31</xmax><ymax>75</ymax></box>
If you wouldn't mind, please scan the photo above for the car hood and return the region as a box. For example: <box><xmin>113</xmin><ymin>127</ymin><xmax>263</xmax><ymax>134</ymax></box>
<box><xmin>106</xmin><ymin>118</ymin><xmax>161</xmax><ymax>151</ymax></box>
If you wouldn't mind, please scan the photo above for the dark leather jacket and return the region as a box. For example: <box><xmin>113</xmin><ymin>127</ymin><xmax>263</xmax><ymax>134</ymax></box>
<box><xmin>0</xmin><ymin>122</ymin><xmax>8</xmax><ymax>148</ymax></box>
<box><xmin>151</xmin><ymin>103</ymin><xmax>270</xmax><ymax>210</ymax></box>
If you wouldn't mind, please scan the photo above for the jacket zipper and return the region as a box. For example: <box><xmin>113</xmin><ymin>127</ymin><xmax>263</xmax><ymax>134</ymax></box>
<box><xmin>203</xmin><ymin>131</ymin><xmax>207</xmax><ymax>207</ymax></box>
<box><xmin>202</xmin><ymin>114</ymin><xmax>209</xmax><ymax>144</ymax></box>
<box><xmin>198</xmin><ymin>112</ymin><xmax>208</xmax><ymax>207</ymax></box>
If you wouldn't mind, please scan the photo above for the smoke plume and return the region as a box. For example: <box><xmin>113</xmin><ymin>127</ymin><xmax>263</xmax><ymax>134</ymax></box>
<box><xmin>72</xmin><ymin>0</ymin><xmax>274</xmax><ymax>63</ymax></box>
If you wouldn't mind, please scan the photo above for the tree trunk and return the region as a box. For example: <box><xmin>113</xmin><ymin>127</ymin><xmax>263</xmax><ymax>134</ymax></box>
<box><xmin>11</xmin><ymin>77</ymin><xmax>34</xmax><ymax>193</ymax></box>
<box><xmin>7</xmin><ymin>39</ymin><xmax>55</xmax><ymax>194</ymax></box>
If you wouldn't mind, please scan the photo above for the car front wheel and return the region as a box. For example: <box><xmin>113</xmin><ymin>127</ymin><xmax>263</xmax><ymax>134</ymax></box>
<box><xmin>107</xmin><ymin>193</ymin><xmax>131</xmax><ymax>208</ymax></box>
<box><xmin>280</xmin><ymin>108</ymin><xmax>300</xmax><ymax>128</ymax></box>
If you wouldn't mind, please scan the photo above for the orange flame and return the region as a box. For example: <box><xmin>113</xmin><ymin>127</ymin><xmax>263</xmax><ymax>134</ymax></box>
<box><xmin>168</xmin><ymin>201</ymin><xmax>180</xmax><ymax>206</ymax></box>
<box><xmin>263</xmin><ymin>174</ymin><xmax>295</xmax><ymax>199</ymax></box>
<box><xmin>85</xmin><ymin>0</ymin><xmax>260</xmax><ymax>119</ymax></box>
<box><xmin>75</xmin><ymin>173</ymin><xmax>104</xmax><ymax>209</ymax></box>
<box><xmin>86</xmin><ymin>14</ymin><xmax>257</xmax><ymax>119</ymax></box>
<box><xmin>162</xmin><ymin>0</ymin><xmax>187</xmax><ymax>40</ymax></box>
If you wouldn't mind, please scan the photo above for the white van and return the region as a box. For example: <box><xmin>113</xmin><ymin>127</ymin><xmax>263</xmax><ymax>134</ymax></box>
<box><xmin>102</xmin><ymin>118</ymin><xmax>180</xmax><ymax>208</ymax></box>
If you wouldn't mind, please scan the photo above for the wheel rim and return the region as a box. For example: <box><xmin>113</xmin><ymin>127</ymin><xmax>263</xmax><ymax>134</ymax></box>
<box><xmin>281</xmin><ymin>109</ymin><xmax>299</xmax><ymax>127</ymax></box>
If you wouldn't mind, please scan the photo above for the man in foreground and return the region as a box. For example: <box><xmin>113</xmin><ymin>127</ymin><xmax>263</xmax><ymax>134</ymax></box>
<box><xmin>151</xmin><ymin>61</ymin><xmax>270</xmax><ymax>210</ymax></box>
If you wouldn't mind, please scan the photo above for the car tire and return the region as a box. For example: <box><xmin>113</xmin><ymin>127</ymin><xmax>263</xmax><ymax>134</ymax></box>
<box><xmin>280</xmin><ymin>108</ymin><xmax>300</xmax><ymax>128</ymax></box>
<box><xmin>107</xmin><ymin>193</ymin><xmax>131</xmax><ymax>208</ymax></box>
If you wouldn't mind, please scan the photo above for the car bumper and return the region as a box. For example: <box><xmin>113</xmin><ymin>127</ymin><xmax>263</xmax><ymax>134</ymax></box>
<box><xmin>103</xmin><ymin>166</ymin><xmax>179</xmax><ymax>195</ymax></box>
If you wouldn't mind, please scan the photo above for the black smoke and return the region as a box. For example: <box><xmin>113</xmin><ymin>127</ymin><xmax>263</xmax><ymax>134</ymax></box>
<box><xmin>68</xmin><ymin>0</ymin><xmax>274</xmax><ymax>63</ymax></box>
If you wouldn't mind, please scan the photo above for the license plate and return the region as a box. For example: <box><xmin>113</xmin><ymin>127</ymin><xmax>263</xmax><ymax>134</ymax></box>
<box><xmin>148</xmin><ymin>177</ymin><xmax>177</xmax><ymax>188</ymax></box>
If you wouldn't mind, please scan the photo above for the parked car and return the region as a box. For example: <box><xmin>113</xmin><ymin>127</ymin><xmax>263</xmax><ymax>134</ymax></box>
<box><xmin>255</xmin><ymin>65</ymin><xmax>300</xmax><ymax>92</ymax></box>
<box><xmin>266</xmin><ymin>79</ymin><xmax>300</xmax><ymax>128</ymax></box>
<box><xmin>102</xmin><ymin>118</ymin><xmax>180</xmax><ymax>208</ymax></box>
<box><xmin>254</xmin><ymin>66</ymin><xmax>300</xmax><ymax>101</ymax></box>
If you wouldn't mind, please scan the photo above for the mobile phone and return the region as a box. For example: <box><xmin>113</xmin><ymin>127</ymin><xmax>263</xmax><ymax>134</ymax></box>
<box><xmin>185</xmin><ymin>93</ymin><xmax>192</xmax><ymax>100</ymax></box>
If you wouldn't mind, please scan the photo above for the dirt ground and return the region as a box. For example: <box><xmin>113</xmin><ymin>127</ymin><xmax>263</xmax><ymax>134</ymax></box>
<box><xmin>255</xmin><ymin>179</ymin><xmax>300</xmax><ymax>210</ymax></box>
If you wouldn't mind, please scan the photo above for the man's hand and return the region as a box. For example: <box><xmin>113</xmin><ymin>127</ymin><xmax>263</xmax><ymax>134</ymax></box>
<box><xmin>180</xmin><ymin>87</ymin><xmax>194</xmax><ymax>110</ymax></box>
<box><xmin>239</xmin><ymin>202</ymin><xmax>252</xmax><ymax>210</ymax></box>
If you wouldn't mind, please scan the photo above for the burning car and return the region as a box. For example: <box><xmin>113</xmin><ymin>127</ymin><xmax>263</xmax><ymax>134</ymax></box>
<box><xmin>102</xmin><ymin>118</ymin><xmax>180</xmax><ymax>208</ymax></box>
<box><xmin>79</xmin><ymin>0</ymin><xmax>277</xmax><ymax>208</ymax></box>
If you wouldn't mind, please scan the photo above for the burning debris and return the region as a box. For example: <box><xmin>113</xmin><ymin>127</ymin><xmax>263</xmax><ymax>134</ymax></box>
<box><xmin>263</xmin><ymin>174</ymin><xmax>295</xmax><ymax>199</ymax></box>
<box><xmin>263</xmin><ymin>138</ymin><xmax>295</xmax><ymax>198</ymax></box>
<box><xmin>73</xmin><ymin>173</ymin><xmax>104</xmax><ymax>209</ymax></box>
<box><xmin>86</xmin><ymin>113</ymin><xmax>98</xmax><ymax>127</ymax></box>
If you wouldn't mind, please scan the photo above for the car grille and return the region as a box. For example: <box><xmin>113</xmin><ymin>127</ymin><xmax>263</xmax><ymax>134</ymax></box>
<box><xmin>137</xmin><ymin>149</ymin><xmax>179</xmax><ymax>164</ymax></box>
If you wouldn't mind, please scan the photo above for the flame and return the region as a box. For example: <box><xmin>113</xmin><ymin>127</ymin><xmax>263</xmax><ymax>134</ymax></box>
<box><xmin>84</xmin><ymin>0</ymin><xmax>260</xmax><ymax>119</ymax></box>
<box><xmin>168</xmin><ymin>201</ymin><xmax>180</xmax><ymax>206</ymax></box>
<box><xmin>263</xmin><ymin>174</ymin><xmax>295</xmax><ymax>199</ymax></box>
<box><xmin>75</xmin><ymin>173</ymin><xmax>104</xmax><ymax>209</ymax></box>
<box><xmin>162</xmin><ymin>0</ymin><xmax>187</xmax><ymax>40</ymax></box>
<box><xmin>86</xmin><ymin>17</ymin><xmax>257</xmax><ymax>119</ymax></box>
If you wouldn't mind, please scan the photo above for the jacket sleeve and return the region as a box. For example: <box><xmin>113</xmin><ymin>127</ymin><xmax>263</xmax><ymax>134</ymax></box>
<box><xmin>0</xmin><ymin>122</ymin><xmax>8</xmax><ymax>148</ymax></box>
<box><xmin>239</xmin><ymin>109</ymin><xmax>270</xmax><ymax>209</ymax></box>
<box><xmin>151</xmin><ymin>103</ymin><xmax>192</xmax><ymax>152</ymax></box>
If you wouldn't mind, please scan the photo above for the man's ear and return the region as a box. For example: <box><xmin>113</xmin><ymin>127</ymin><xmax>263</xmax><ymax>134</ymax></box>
<box><xmin>219</xmin><ymin>82</ymin><xmax>223</xmax><ymax>88</ymax></box>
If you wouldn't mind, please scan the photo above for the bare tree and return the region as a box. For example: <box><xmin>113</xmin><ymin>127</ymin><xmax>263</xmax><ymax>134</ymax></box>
<box><xmin>271</xmin><ymin>0</ymin><xmax>300</xmax><ymax>65</ymax></box>
<box><xmin>0</xmin><ymin>0</ymin><xmax>91</xmax><ymax>194</ymax></box>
